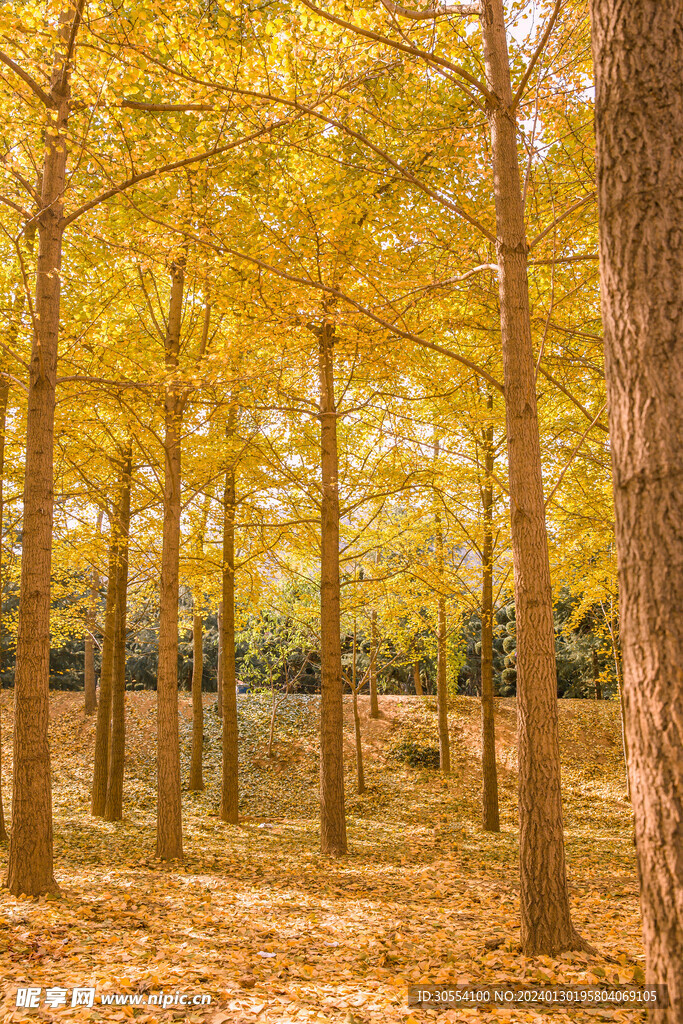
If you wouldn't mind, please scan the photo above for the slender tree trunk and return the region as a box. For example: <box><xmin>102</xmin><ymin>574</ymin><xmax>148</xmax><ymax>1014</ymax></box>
<box><xmin>352</xmin><ymin>620</ymin><xmax>365</xmax><ymax>794</ymax></box>
<box><xmin>6</xmin><ymin>3</ymin><xmax>82</xmax><ymax>895</ymax></box>
<box><xmin>605</xmin><ymin>601</ymin><xmax>630</xmax><ymax>801</ymax></box>
<box><xmin>318</xmin><ymin>320</ymin><xmax>347</xmax><ymax>855</ymax></box>
<box><xmin>220</xmin><ymin>466</ymin><xmax>239</xmax><ymax>823</ymax></box>
<box><xmin>91</xmin><ymin>515</ymin><xmax>120</xmax><ymax>816</ymax></box>
<box><xmin>412</xmin><ymin>661</ymin><xmax>424</xmax><ymax>696</ymax></box>
<box><xmin>156</xmin><ymin>262</ymin><xmax>185</xmax><ymax>861</ymax></box>
<box><xmin>216</xmin><ymin>602</ymin><xmax>223</xmax><ymax>718</ymax></box>
<box><xmin>480</xmin><ymin>0</ymin><xmax>580</xmax><ymax>953</ymax></box>
<box><xmin>104</xmin><ymin>446</ymin><xmax>131</xmax><ymax>822</ymax></box>
<box><xmin>369</xmin><ymin>610</ymin><xmax>379</xmax><ymax>717</ymax></box>
<box><xmin>434</xmin><ymin>487</ymin><xmax>451</xmax><ymax>774</ymax></box>
<box><xmin>84</xmin><ymin>510</ymin><xmax>103</xmax><ymax>716</ymax></box>
<box><xmin>189</xmin><ymin>607</ymin><xmax>204</xmax><ymax>791</ymax></box>
<box><xmin>480</xmin><ymin>411</ymin><xmax>500</xmax><ymax>832</ymax></box>
<box><xmin>0</xmin><ymin>379</ymin><xmax>9</xmax><ymax>841</ymax></box>
<box><xmin>592</xmin><ymin>650</ymin><xmax>602</xmax><ymax>701</ymax></box>
<box><xmin>591</xmin><ymin>4</ymin><xmax>683</xmax><ymax>1010</ymax></box>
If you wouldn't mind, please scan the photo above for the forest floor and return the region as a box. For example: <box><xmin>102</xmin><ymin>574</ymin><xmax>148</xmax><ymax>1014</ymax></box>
<box><xmin>0</xmin><ymin>692</ymin><xmax>644</xmax><ymax>1023</ymax></box>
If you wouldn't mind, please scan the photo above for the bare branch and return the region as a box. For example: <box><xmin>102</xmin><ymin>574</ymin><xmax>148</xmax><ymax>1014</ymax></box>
<box><xmin>544</xmin><ymin>402</ymin><xmax>607</xmax><ymax>507</ymax></box>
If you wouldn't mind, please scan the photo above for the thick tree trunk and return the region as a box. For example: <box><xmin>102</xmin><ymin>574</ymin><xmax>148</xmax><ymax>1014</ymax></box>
<box><xmin>318</xmin><ymin>321</ymin><xmax>347</xmax><ymax>856</ymax></box>
<box><xmin>220</xmin><ymin>467</ymin><xmax>239</xmax><ymax>823</ymax></box>
<box><xmin>156</xmin><ymin>262</ymin><xmax>185</xmax><ymax>861</ymax></box>
<box><xmin>591</xmin><ymin>4</ymin><xmax>683</xmax><ymax>1011</ymax></box>
<box><xmin>91</xmin><ymin>517</ymin><xmax>119</xmax><ymax>816</ymax></box>
<box><xmin>434</xmin><ymin>499</ymin><xmax>451</xmax><ymax>774</ymax></box>
<box><xmin>216</xmin><ymin>602</ymin><xmax>223</xmax><ymax>718</ymax></box>
<box><xmin>84</xmin><ymin>510</ymin><xmax>103</xmax><ymax>716</ymax></box>
<box><xmin>480</xmin><ymin>415</ymin><xmax>500</xmax><ymax>832</ymax></box>
<box><xmin>369</xmin><ymin>610</ymin><xmax>379</xmax><ymax>717</ymax></box>
<box><xmin>189</xmin><ymin>608</ymin><xmax>204</xmax><ymax>791</ymax></box>
<box><xmin>480</xmin><ymin>0</ymin><xmax>580</xmax><ymax>953</ymax></box>
<box><xmin>412</xmin><ymin>661</ymin><xmax>424</xmax><ymax>696</ymax></box>
<box><xmin>104</xmin><ymin>447</ymin><xmax>131</xmax><ymax>822</ymax></box>
<box><xmin>5</xmin><ymin>6</ymin><xmax>81</xmax><ymax>893</ymax></box>
<box><xmin>0</xmin><ymin>379</ymin><xmax>9</xmax><ymax>841</ymax></box>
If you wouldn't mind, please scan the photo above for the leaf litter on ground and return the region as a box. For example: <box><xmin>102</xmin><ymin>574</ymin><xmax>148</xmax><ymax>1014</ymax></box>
<box><xmin>0</xmin><ymin>692</ymin><xmax>645</xmax><ymax>1023</ymax></box>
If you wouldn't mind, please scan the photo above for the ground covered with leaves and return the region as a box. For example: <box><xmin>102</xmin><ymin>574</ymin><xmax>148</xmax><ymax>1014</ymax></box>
<box><xmin>0</xmin><ymin>693</ymin><xmax>644</xmax><ymax>1023</ymax></box>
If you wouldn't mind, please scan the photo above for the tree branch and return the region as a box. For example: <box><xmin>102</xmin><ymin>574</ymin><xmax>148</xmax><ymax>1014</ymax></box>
<box><xmin>528</xmin><ymin>191</ymin><xmax>596</xmax><ymax>250</ymax></box>
<box><xmin>511</xmin><ymin>0</ymin><xmax>562</xmax><ymax>112</ymax></box>
<box><xmin>380</xmin><ymin>0</ymin><xmax>480</xmax><ymax>20</ymax></box>
<box><xmin>0</xmin><ymin>50</ymin><xmax>52</xmax><ymax>107</ymax></box>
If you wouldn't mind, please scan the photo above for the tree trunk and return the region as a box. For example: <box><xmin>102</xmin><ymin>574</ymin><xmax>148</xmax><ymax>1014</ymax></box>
<box><xmin>189</xmin><ymin>607</ymin><xmax>204</xmax><ymax>791</ymax></box>
<box><xmin>220</xmin><ymin>466</ymin><xmax>239</xmax><ymax>823</ymax></box>
<box><xmin>352</xmin><ymin>620</ymin><xmax>365</xmax><ymax>794</ymax></box>
<box><xmin>592</xmin><ymin>649</ymin><xmax>602</xmax><ymax>701</ymax></box>
<box><xmin>481</xmin><ymin>411</ymin><xmax>500</xmax><ymax>832</ymax></box>
<box><xmin>591</xmin><ymin>3</ymin><xmax>683</xmax><ymax>1010</ymax></box>
<box><xmin>84</xmin><ymin>510</ymin><xmax>103</xmax><ymax>716</ymax></box>
<box><xmin>480</xmin><ymin>0</ymin><xmax>580</xmax><ymax>953</ymax></box>
<box><xmin>104</xmin><ymin>446</ymin><xmax>131</xmax><ymax>822</ymax></box>
<box><xmin>0</xmin><ymin>379</ymin><xmax>9</xmax><ymax>841</ymax></box>
<box><xmin>412</xmin><ymin>661</ymin><xmax>424</xmax><ymax>696</ymax></box>
<box><xmin>91</xmin><ymin>515</ymin><xmax>120</xmax><ymax>816</ymax></box>
<box><xmin>369</xmin><ymin>610</ymin><xmax>379</xmax><ymax>717</ymax></box>
<box><xmin>156</xmin><ymin>262</ymin><xmax>185</xmax><ymax>861</ymax></box>
<box><xmin>5</xmin><ymin>4</ymin><xmax>81</xmax><ymax>895</ymax></box>
<box><xmin>216</xmin><ymin>602</ymin><xmax>223</xmax><ymax>718</ymax></box>
<box><xmin>318</xmin><ymin>320</ymin><xmax>347</xmax><ymax>856</ymax></box>
<box><xmin>434</xmin><ymin>493</ymin><xmax>451</xmax><ymax>774</ymax></box>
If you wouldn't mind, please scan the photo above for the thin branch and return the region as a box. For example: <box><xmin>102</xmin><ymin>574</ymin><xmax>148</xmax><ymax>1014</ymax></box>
<box><xmin>544</xmin><ymin>402</ymin><xmax>607</xmax><ymax>507</ymax></box>
<box><xmin>529</xmin><ymin>192</ymin><xmax>596</xmax><ymax>250</ymax></box>
<box><xmin>511</xmin><ymin>0</ymin><xmax>562</xmax><ymax>112</ymax></box>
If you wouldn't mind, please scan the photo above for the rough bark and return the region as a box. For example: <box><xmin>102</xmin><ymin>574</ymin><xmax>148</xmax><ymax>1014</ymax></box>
<box><xmin>318</xmin><ymin>320</ymin><xmax>347</xmax><ymax>856</ymax></box>
<box><xmin>84</xmin><ymin>509</ymin><xmax>103</xmax><ymax>716</ymax></box>
<box><xmin>104</xmin><ymin>447</ymin><xmax>131</xmax><ymax>822</ymax></box>
<box><xmin>156</xmin><ymin>262</ymin><xmax>185</xmax><ymax>861</ymax></box>
<box><xmin>91</xmin><ymin>516</ymin><xmax>119</xmax><ymax>816</ymax></box>
<box><xmin>220</xmin><ymin>466</ymin><xmax>239</xmax><ymax>823</ymax></box>
<box><xmin>412</xmin><ymin>661</ymin><xmax>424</xmax><ymax>696</ymax></box>
<box><xmin>369</xmin><ymin>610</ymin><xmax>379</xmax><ymax>718</ymax></box>
<box><xmin>0</xmin><ymin>380</ymin><xmax>9</xmax><ymax>841</ymax></box>
<box><xmin>5</xmin><ymin>3</ymin><xmax>83</xmax><ymax>896</ymax></box>
<box><xmin>591</xmin><ymin>3</ymin><xmax>683</xmax><ymax>1012</ymax></box>
<box><xmin>189</xmin><ymin>608</ymin><xmax>204</xmax><ymax>791</ymax></box>
<box><xmin>480</xmin><ymin>0</ymin><xmax>580</xmax><ymax>953</ymax></box>
<box><xmin>480</xmin><ymin>412</ymin><xmax>500</xmax><ymax>832</ymax></box>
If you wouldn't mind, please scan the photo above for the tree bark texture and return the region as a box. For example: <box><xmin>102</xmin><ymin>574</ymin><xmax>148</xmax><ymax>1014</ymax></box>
<box><xmin>591</xmin><ymin>3</ymin><xmax>683</xmax><ymax>1012</ymax></box>
<box><xmin>318</xmin><ymin>321</ymin><xmax>347</xmax><ymax>855</ymax></box>
<box><xmin>5</xmin><ymin>3</ymin><xmax>82</xmax><ymax>894</ymax></box>
<box><xmin>412</xmin><ymin>661</ymin><xmax>424</xmax><ymax>696</ymax></box>
<box><xmin>220</xmin><ymin>467</ymin><xmax>239</xmax><ymax>823</ymax></box>
<box><xmin>480</xmin><ymin>414</ymin><xmax>500</xmax><ymax>832</ymax></box>
<box><xmin>189</xmin><ymin>608</ymin><xmax>204</xmax><ymax>791</ymax></box>
<box><xmin>104</xmin><ymin>447</ymin><xmax>131</xmax><ymax>822</ymax></box>
<box><xmin>0</xmin><ymin>380</ymin><xmax>9</xmax><ymax>841</ymax></box>
<box><xmin>480</xmin><ymin>0</ymin><xmax>579</xmax><ymax>953</ymax></box>
<box><xmin>156</xmin><ymin>262</ymin><xmax>185</xmax><ymax>861</ymax></box>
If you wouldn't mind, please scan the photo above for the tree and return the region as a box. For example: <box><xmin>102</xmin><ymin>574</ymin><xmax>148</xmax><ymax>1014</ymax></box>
<box><xmin>591</xmin><ymin>1</ymin><xmax>683</xmax><ymax>1012</ymax></box>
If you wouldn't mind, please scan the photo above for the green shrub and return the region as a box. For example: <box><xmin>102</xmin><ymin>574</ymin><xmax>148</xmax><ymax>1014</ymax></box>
<box><xmin>387</xmin><ymin>737</ymin><xmax>441</xmax><ymax>769</ymax></box>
